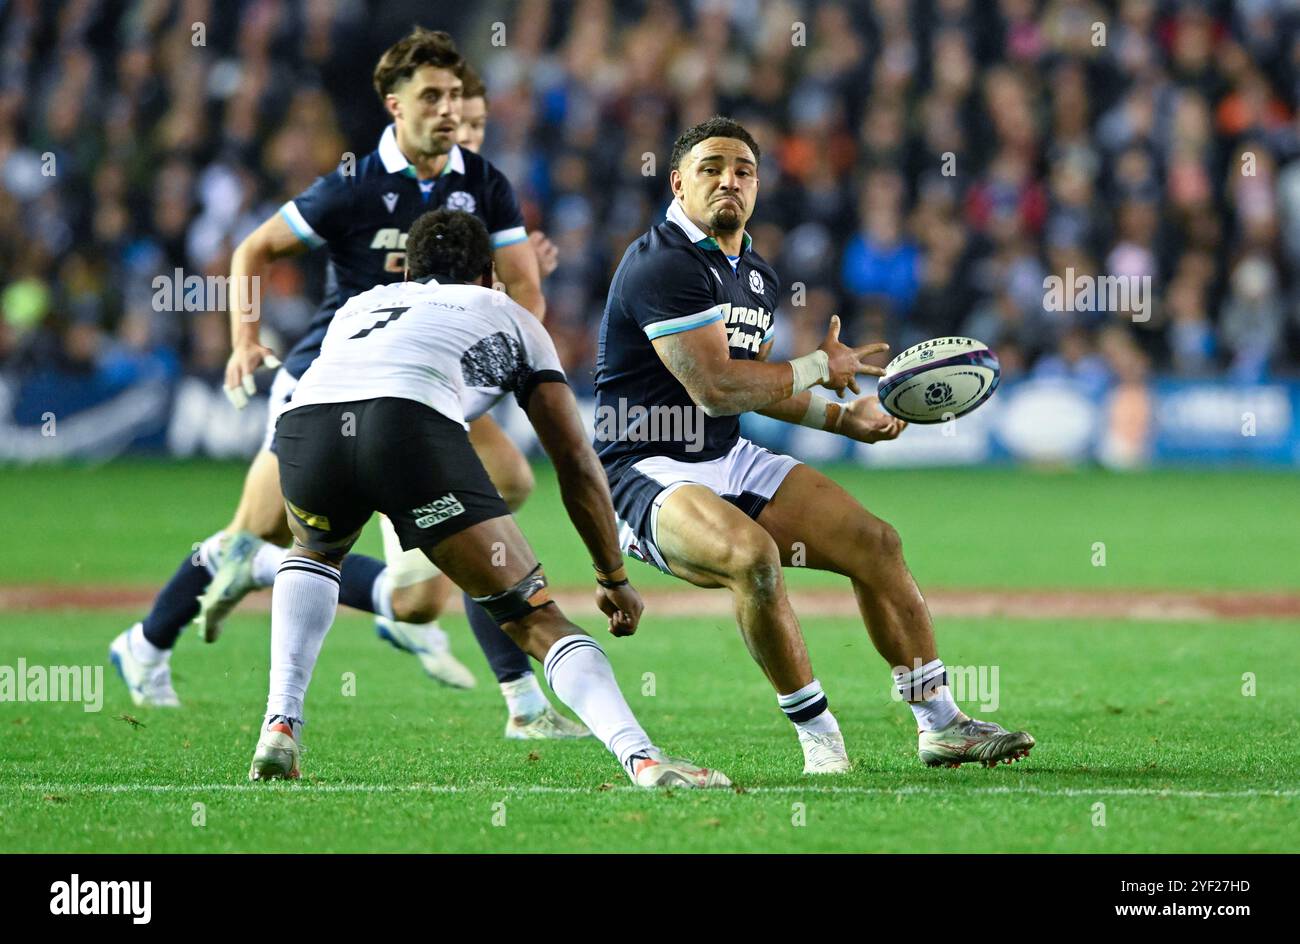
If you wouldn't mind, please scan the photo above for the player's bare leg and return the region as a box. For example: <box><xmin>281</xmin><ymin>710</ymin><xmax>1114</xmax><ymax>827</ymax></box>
<box><xmin>757</xmin><ymin>463</ymin><xmax>1034</xmax><ymax>768</ymax></box>
<box><xmin>425</xmin><ymin>514</ymin><xmax>728</xmax><ymax>786</ymax></box>
<box><xmin>652</xmin><ymin>485</ymin><xmax>849</xmax><ymax>773</ymax></box>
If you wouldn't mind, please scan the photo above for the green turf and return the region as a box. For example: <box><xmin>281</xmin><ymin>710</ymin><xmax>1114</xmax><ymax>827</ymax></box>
<box><xmin>1</xmin><ymin>608</ymin><xmax>1297</xmax><ymax>853</ymax></box>
<box><xmin>1</xmin><ymin>461</ymin><xmax>1298</xmax><ymax>589</ymax></box>
<box><xmin>1</xmin><ymin>461</ymin><xmax>1297</xmax><ymax>852</ymax></box>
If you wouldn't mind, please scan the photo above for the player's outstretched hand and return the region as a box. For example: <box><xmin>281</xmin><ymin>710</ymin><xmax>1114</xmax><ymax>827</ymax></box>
<box><xmin>596</xmin><ymin>581</ymin><xmax>644</xmax><ymax>638</ymax></box>
<box><xmin>224</xmin><ymin>344</ymin><xmax>282</xmax><ymax>409</ymax></box>
<box><xmin>817</xmin><ymin>315</ymin><xmax>889</xmax><ymax>396</ymax></box>
<box><xmin>838</xmin><ymin>395</ymin><xmax>907</xmax><ymax>443</ymax></box>
<box><xmin>529</xmin><ymin>230</ymin><xmax>559</xmax><ymax>278</ymax></box>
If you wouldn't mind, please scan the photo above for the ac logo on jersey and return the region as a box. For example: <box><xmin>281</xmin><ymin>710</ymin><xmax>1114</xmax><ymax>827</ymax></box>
<box><xmin>446</xmin><ymin>191</ymin><xmax>476</xmax><ymax>213</ymax></box>
<box><xmin>382</xmin><ymin>192</ymin><xmax>399</xmax><ymax>214</ymax></box>
<box><xmin>748</xmin><ymin>269</ymin><xmax>764</xmax><ymax>295</ymax></box>
<box><xmin>371</xmin><ymin>228</ymin><xmax>408</xmax><ymax>272</ymax></box>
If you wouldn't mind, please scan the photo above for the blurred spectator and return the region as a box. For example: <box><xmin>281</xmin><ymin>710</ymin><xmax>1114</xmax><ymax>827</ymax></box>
<box><xmin>0</xmin><ymin>0</ymin><xmax>1297</xmax><ymax>401</ymax></box>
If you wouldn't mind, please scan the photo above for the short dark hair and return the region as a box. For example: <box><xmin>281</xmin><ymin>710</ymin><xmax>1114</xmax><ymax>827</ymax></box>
<box><xmin>373</xmin><ymin>27</ymin><xmax>463</xmax><ymax>102</ymax></box>
<box><xmin>669</xmin><ymin>116</ymin><xmax>761</xmax><ymax>172</ymax></box>
<box><xmin>461</xmin><ymin>61</ymin><xmax>488</xmax><ymax>105</ymax></box>
<box><xmin>405</xmin><ymin>209</ymin><xmax>493</xmax><ymax>283</ymax></box>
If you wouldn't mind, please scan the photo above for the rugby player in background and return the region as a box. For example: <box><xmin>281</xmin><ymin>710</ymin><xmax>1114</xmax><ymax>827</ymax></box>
<box><xmin>111</xmin><ymin>29</ymin><xmax>585</xmax><ymax>740</ymax></box>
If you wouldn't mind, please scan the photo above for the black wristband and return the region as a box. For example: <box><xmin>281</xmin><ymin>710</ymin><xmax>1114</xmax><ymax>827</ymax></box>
<box><xmin>596</xmin><ymin>576</ymin><xmax>630</xmax><ymax>589</ymax></box>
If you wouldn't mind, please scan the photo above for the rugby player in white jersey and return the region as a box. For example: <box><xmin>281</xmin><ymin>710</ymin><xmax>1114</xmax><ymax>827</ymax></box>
<box><xmin>249</xmin><ymin>208</ymin><xmax>728</xmax><ymax>790</ymax></box>
<box><xmin>365</xmin><ymin>60</ymin><xmax>584</xmax><ymax>738</ymax></box>
<box><xmin>110</xmin><ymin>30</ymin><xmax>585</xmax><ymax>740</ymax></box>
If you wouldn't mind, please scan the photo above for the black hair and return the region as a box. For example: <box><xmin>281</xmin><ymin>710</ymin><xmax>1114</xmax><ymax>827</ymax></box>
<box><xmin>405</xmin><ymin>209</ymin><xmax>493</xmax><ymax>283</ymax></box>
<box><xmin>669</xmin><ymin>116</ymin><xmax>761</xmax><ymax>172</ymax></box>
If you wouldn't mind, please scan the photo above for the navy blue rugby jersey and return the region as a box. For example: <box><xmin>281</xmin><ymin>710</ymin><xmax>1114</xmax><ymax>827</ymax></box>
<box><xmin>594</xmin><ymin>200</ymin><xmax>779</xmax><ymax>475</ymax></box>
<box><xmin>277</xmin><ymin>124</ymin><xmax>527</xmax><ymax>378</ymax></box>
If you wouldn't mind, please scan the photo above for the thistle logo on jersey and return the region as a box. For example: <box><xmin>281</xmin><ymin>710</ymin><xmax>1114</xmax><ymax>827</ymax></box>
<box><xmin>446</xmin><ymin>191</ymin><xmax>477</xmax><ymax>213</ymax></box>
<box><xmin>748</xmin><ymin>269</ymin><xmax>764</xmax><ymax>294</ymax></box>
<box><xmin>412</xmin><ymin>494</ymin><xmax>465</xmax><ymax>529</ymax></box>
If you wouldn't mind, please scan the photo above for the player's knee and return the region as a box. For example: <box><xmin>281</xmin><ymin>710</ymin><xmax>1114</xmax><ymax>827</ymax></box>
<box><xmin>494</xmin><ymin>460</ymin><xmax>535</xmax><ymax>512</ymax></box>
<box><xmin>390</xmin><ymin>584</ymin><xmax>442</xmax><ymax>624</ymax></box>
<box><xmin>859</xmin><ymin>518</ymin><xmax>904</xmax><ymax>566</ymax></box>
<box><xmin>725</xmin><ymin>533</ymin><xmax>784</xmax><ymax>599</ymax></box>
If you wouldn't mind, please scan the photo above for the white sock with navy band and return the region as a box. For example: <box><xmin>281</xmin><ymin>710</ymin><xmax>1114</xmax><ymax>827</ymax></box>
<box><xmin>778</xmin><ymin>678</ymin><xmax>841</xmax><ymax>736</ymax></box>
<box><xmin>542</xmin><ymin>635</ymin><xmax>652</xmax><ymax>769</ymax></box>
<box><xmin>266</xmin><ymin>556</ymin><xmax>341</xmax><ymax>721</ymax></box>
<box><xmin>251</xmin><ymin>541</ymin><xmax>288</xmax><ymax>587</ymax></box>
<box><xmin>893</xmin><ymin>658</ymin><xmax>961</xmax><ymax>732</ymax></box>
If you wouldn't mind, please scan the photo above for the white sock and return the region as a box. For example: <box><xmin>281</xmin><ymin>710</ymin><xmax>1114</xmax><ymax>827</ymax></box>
<box><xmin>500</xmin><ymin>672</ymin><xmax>549</xmax><ymax>720</ymax></box>
<box><xmin>778</xmin><ymin>678</ymin><xmax>839</xmax><ymax>735</ymax></box>
<box><xmin>128</xmin><ymin>623</ymin><xmax>167</xmax><ymax>663</ymax></box>
<box><xmin>198</xmin><ymin>531</ymin><xmax>225</xmax><ymax>575</ymax></box>
<box><xmin>266</xmin><ymin>557</ymin><xmax>340</xmax><ymax>722</ymax></box>
<box><xmin>371</xmin><ymin>569</ymin><xmax>396</xmax><ymax>621</ymax></box>
<box><xmin>252</xmin><ymin>542</ymin><xmax>288</xmax><ymax>587</ymax></box>
<box><xmin>893</xmin><ymin>658</ymin><xmax>961</xmax><ymax>731</ymax></box>
<box><xmin>542</xmin><ymin>635</ymin><xmax>652</xmax><ymax>767</ymax></box>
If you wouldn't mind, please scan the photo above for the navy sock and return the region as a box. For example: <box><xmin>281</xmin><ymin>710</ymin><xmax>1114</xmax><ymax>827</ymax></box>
<box><xmin>338</xmin><ymin>554</ymin><xmax>386</xmax><ymax>614</ymax></box>
<box><xmin>140</xmin><ymin>548</ymin><xmax>213</xmax><ymax>649</ymax></box>
<box><xmin>465</xmin><ymin>593</ymin><xmax>532</xmax><ymax>683</ymax></box>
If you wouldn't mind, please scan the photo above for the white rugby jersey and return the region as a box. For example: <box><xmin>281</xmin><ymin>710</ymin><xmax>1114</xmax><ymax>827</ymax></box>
<box><xmin>283</xmin><ymin>279</ymin><xmax>565</xmax><ymax>426</ymax></box>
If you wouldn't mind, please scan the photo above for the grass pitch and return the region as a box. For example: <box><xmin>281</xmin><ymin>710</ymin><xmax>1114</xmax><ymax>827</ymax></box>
<box><xmin>0</xmin><ymin>462</ymin><xmax>1297</xmax><ymax>852</ymax></box>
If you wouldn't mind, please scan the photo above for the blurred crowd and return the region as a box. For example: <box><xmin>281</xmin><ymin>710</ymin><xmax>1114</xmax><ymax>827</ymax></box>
<box><xmin>3</xmin><ymin>0</ymin><xmax>1300</xmax><ymax>401</ymax></box>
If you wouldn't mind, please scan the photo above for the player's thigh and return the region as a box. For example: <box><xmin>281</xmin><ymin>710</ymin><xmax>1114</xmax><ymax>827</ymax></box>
<box><xmin>228</xmin><ymin>448</ymin><xmax>292</xmax><ymax>544</ymax></box>
<box><xmin>654</xmin><ymin>484</ymin><xmax>782</xmax><ymax>590</ymax></box>
<box><xmin>359</xmin><ymin>399</ymin><xmax>517</xmax><ymax>595</ymax></box>
<box><xmin>275</xmin><ymin>404</ymin><xmax>372</xmax><ymax>557</ymax></box>
<box><xmin>424</xmin><ymin>515</ymin><xmax>540</xmax><ymax>598</ymax></box>
<box><xmin>468</xmin><ymin>414</ymin><xmax>533</xmax><ymax>511</ymax></box>
<box><xmin>757</xmin><ymin>463</ymin><xmax>896</xmax><ymax>575</ymax></box>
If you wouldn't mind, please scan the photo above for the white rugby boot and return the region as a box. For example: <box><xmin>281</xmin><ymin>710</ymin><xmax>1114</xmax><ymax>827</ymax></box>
<box><xmin>505</xmin><ymin>704</ymin><xmax>592</xmax><ymax>739</ymax></box>
<box><xmin>375</xmin><ymin>616</ymin><xmax>476</xmax><ymax>689</ymax></box>
<box><xmin>918</xmin><ymin>716</ymin><xmax>1035</xmax><ymax>768</ymax></box>
<box><xmin>798</xmin><ymin>728</ymin><xmax>852</xmax><ymax>774</ymax></box>
<box><xmin>193</xmin><ymin>530</ymin><xmax>262</xmax><ymax>643</ymax></box>
<box><xmin>109</xmin><ymin>625</ymin><xmax>180</xmax><ymax>707</ymax></box>
<box><xmin>249</xmin><ymin>715</ymin><xmax>302</xmax><ymax>781</ymax></box>
<box><xmin>625</xmin><ymin>748</ymin><xmax>733</xmax><ymax>789</ymax></box>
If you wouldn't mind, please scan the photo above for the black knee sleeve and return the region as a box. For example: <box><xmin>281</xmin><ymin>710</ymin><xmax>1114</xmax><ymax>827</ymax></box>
<box><xmin>471</xmin><ymin>564</ymin><xmax>552</xmax><ymax>624</ymax></box>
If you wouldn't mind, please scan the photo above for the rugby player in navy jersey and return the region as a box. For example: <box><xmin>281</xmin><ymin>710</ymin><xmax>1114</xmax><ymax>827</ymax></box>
<box><xmin>110</xmin><ymin>29</ymin><xmax>585</xmax><ymax>739</ymax></box>
<box><xmin>595</xmin><ymin>117</ymin><xmax>1035</xmax><ymax>772</ymax></box>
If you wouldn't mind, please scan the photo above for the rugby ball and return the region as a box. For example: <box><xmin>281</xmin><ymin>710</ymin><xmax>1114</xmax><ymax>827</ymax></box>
<box><xmin>877</xmin><ymin>337</ymin><xmax>1000</xmax><ymax>423</ymax></box>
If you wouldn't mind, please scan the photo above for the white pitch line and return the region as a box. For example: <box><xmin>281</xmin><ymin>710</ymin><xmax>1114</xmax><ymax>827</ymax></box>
<box><xmin>9</xmin><ymin>783</ymin><xmax>1299</xmax><ymax>800</ymax></box>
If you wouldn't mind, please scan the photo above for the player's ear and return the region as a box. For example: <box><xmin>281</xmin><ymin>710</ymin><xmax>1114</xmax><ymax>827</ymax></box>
<box><xmin>384</xmin><ymin>93</ymin><xmax>401</xmax><ymax>122</ymax></box>
<box><xmin>669</xmin><ymin>167</ymin><xmax>683</xmax><ymax>198</ymax></box>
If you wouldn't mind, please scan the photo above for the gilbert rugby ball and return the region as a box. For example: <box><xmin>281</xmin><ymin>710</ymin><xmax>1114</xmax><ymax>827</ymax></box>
<box><xmin>877</xmin><ymin>337</ymin><xmax>1000</xmax><ymax>424</ymax></box>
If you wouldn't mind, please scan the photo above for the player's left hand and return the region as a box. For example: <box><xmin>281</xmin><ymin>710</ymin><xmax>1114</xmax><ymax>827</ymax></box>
<box><xmin>529</xmin><ymin>230</ymin><xmax>559</xmax><ymax>278</ymax></box>
<box><xmin>596</xmin><ymin>581</ymin><xmax>644</xmax><ymax>637</ymax></box>
<box><xmin>837</xmin><ymin>395</ymin><xmax>907</xmax><ymax>443</ymax></box>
